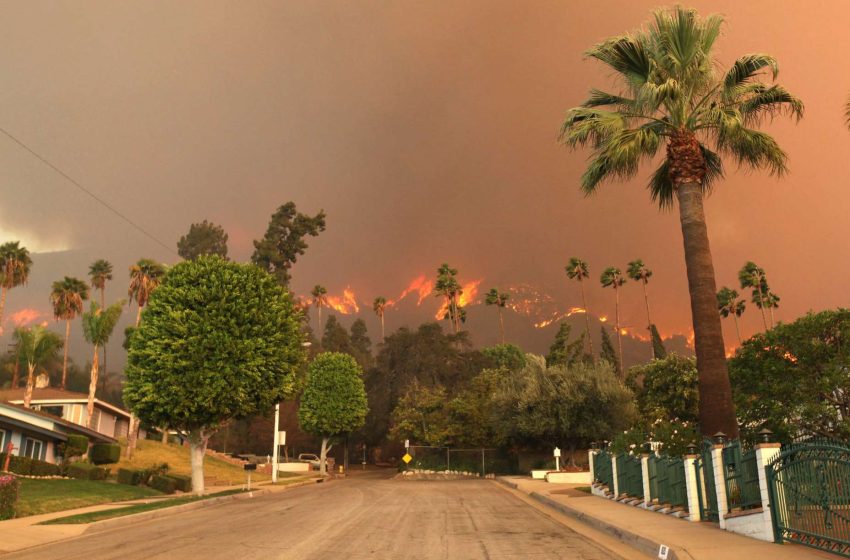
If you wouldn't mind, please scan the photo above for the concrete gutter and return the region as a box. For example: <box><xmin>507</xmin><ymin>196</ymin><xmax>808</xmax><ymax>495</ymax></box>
<box><xmin>496</xmin><ymin>477</ymin><xmax>671</xmax><ymax>559</ymax></box>
<box><xmin>84</xmin><ymin>478</ymin><xmax>321</xmax><ymax>534</ymax></box>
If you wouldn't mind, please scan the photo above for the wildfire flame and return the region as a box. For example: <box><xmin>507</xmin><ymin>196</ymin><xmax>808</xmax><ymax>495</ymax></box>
<box><xmin>533</xmin><ymin>307</ymin><xmax>587</xmax><ymax>329</ymax></box>
<box><xmin>387</xmin><ymin>275</ymin><xmax>434</xmax><ymax>308</ymax></box>
<box><xmin>434</xmin><ymin>280</ymin><xmax>482</xmax><ymax>320</ymax></box>
<box><xmin>7</xmin><ymin>308</ymin><xmax>43</xmax><ymax>327</ymax></box>
<box><xmin>324</xmin><ymin>287</ymin><xmax>360</xmax><ymax>315</ymax></box>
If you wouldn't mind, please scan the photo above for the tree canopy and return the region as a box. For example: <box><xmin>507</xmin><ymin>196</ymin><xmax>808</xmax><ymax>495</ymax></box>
<box><xmin>251</xmin><ymin>202</ymin><xmax>326</xmax><ymax>286</ymax></box>
<box><xmin>177</xmin><ymin>220</ymin><xmax>229</xmax><ymax>260</ymax></box>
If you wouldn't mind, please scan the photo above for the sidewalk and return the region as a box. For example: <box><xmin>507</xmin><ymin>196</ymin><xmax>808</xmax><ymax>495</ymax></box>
<box><xmin>496</xmin><ymin>476</ymin><xmax>834</xmax><ymax>560</ymax></box>
<box><xmin>0</xmin><ymin>476</ymin><xmax>318</xmax><ymax>555</ymax></box>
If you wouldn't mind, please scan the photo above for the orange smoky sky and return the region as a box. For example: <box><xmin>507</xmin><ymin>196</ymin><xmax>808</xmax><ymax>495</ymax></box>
<box><xmin>0</xmin><ymin>1</ymin><xmax>849</xmax><ymax>361</ymax></box>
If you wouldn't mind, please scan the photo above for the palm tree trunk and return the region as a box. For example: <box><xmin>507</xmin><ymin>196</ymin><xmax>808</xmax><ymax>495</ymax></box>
<box><xmin>128</xmin><ymin>303</ymin><xmax>143</xmax><ymax>458</ymax></box>
<box><xmin>12</xmin><ymin>346</ymin><xmax>21</xmax><ymax>388</ymax></box>
<box><xmin>0</xmin><ymin>286</ymin><xmax>7</xmax><ymax>331</ymax></box>
<box><xmin>380</xmin><ymin>313</ymin><xmax>385</xmax><ymax>340</ymax></box>
<box><xmin>86</xmin><ymin>345</ymin><xmax>99</xmax><ymax>428</ymax></box>
<box><xmin>135</xmin><ymin>305</ymin><xmax>143</xmax><ymax>327</ymax></box>
<box><xmin>100</xmin><ymin>286</ymin><xmax>105</xmax><ymax>309</ymax></box>
<box><xmin>754</xmin><ymin>282</ymin><xmax>768</xmax><ymax>331</ymax></box>
<box><xmin>768</xmin><ymin>305</ymin><xmax>775</xmax><ymax>328</ymax></box>
<box><xmin>101</xmin><ymin>286</ymin><xmax>107</xmax><ymax>386</ymax></box>
<box><xmin>23</xmin><ymin>363</ymin><xmax>36</xmax><ymax>408</ymax></box>
<box><xmin>642</xmin><ymin>281</ymin><xmax>653</xmax><ymax>361</ymax></box>
<box><xmin>61</xmin><ymin>319</ymin><xmax>71</xmax><ymax>389</ymax></box>
<box><xmin>579</xmin><ymin>280</ymin><xmax>595</xmax><ymax>360</ymax></box>
<box><xmin>676</xmin><ymin>181</ymin><xmax>738</xmax><ymax>439</ymax></box>
<box><xmin>498</xmin><ymin>307</ymin><xmax>505</xmax><ymax>344</ymax></box>
<box><xmin>732</xmin><ymin>314</ymin><xmax>742</xmax><ymax>344</ymax></box>
<box><xmin>318</xmin><ymin>305</ymin><xmax>323</xmax><ymax>334</ymax></box>
<box><xmin>614</xmin><ymin>285</ymin><xmax>624</xmax><ymax>378</ymax></box>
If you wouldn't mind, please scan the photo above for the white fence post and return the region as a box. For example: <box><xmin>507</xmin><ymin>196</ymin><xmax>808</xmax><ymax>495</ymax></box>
<box><xmin>588</xmin><ymin>448</ymin><xmax>596</xmax><ymax>481</ymax></box>
<box><xmin>711</xmin><ymin>442</ymin><xmax>729</xmax><ymax>529</ymax></box>
<box><xmin>683</xmin><ymin>451</ymin><xmax>701</xmax><ymax>522</ymax></box>
<box><xmin>641</xmin><ymin>453</ymin><xmax>652</xmax><ymax>508</ymax></box>
<box><xmin>754</xmin><ymin>439</ymin><xmax>782</xmax><ymax>541</ymax></box>
<box><xmin>611</xmin><ymin>453</ymin><xmax>620</xmax><ymax>497</ymax></box>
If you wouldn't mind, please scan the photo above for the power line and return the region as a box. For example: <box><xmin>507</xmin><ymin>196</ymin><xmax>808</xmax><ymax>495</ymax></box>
<box><xmin>0</xmin><ymin>125</ymin><xmax>178</xmax><ymax>257</ymax></box>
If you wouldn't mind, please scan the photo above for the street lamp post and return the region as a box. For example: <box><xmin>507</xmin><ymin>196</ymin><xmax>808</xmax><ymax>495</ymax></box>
<box><xmin>272</xmin><ymin>340</ymin><xmax>312</xmax><ymax>483</ymax></box>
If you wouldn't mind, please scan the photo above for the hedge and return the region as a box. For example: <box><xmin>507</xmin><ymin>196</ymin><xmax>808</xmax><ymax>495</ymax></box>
<box><xmin>0</xmin><ymin>475</ymin><xmax>18</xmax><ymax>520</ymax></box>
<box><xmin>89</xmin><ymin>443</ymin><xmax>121</xmax><ymax>465</ymax></box>
<box><xmin>116</xmin><ymin>468</ymin><xmax>145</xmax><ymax>486</ymax></box>
<box><xmin>165</xmin><ymin>473</ymin><xmax>192</xmax><ymax>493</ymax></box>
<box><xmin>149</xmin><ymin>474</ymin><xmax>177</xmax><ymax>494</ymax></box>
<box><xmin>0</xmin><ymin>453</ymin><xmax>60</xmax><ymax>477</ymax></box>
<box><xmin>64</xmin><ymin>435</ymin><xmax>89</xmax><ymax>459</ymax></box>
<box><xmin>67</xmin><ymin>462</ymin><xmax>109</xmax><ymax>481</ymax></box>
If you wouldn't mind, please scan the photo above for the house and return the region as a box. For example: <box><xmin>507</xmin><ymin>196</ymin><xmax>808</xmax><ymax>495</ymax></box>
<box><xmin>0</xmin><ymin>401</ymin><xmax>116</xmax><ymax>464</ymax></box>
<box><xmin>0</xmin><ymin>388</ymin><xmax>144</xmax><ymax>441</ymax></box>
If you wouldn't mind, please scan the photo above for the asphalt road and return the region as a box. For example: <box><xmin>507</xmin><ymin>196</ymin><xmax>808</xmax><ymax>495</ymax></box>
<box><xmin>8</xmin><ymin>471</ymin><xmax>618</xmax><ymax>560</ymax></box>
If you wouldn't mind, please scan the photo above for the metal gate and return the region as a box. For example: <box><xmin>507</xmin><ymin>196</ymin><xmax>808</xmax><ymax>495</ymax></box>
<box><xmin>766</xmin><ymin>441</ymin><xmax>850</xmax><ymax>556</ymax></box>
<box><xmin>694</xmin><ymin>439</ymin><xmax>719</xmax><ymax>521</ymax></box>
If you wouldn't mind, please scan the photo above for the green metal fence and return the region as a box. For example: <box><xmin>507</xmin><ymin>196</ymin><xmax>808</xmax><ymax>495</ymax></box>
<box><xmin>766</xmin><ymin>441</ymin><xmax>850</xmax><ymax>556</ymax></box>
<box><xmin>616</xmin><ymin>454</ymin><xmax>643</xmax><ymax>498</ymax></box>
<box><xmin>694</xmin><ymin>439</ymin><xmax>719</xmax><ymax>521</ymax></box>
<box><xmin>722</xmin><ymin>440</ymin><xmax>761</xmax><ymax>511</ymax></box>
<box><xmin>650</xmin><ymin>455</ymin><xmax>687</xmax><ymax>508</ymax></box>
<box><xmin>594</xmin><ymin>449</ymin><xmax>613</xmax><ymax>490</ymax></box>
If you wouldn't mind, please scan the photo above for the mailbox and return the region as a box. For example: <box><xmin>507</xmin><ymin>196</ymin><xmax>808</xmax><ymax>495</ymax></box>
<box><xmin>244</xmin><ymin>463</ymin><xmax>257</xmax><ymax>471</ymax></box>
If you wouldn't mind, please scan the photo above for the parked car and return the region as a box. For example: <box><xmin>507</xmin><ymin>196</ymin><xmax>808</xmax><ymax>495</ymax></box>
<box><xmin>298</xmin><ymin>453</ymin><xmax>334</xmax><ymax>470</ymax></box>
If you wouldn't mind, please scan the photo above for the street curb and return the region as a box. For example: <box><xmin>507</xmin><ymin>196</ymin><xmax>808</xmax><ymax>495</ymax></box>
<box><xmin>83</xmin><ymin>478</ymin><xmax>320</xmax><ymax>535</ymax></box>
<box><xmin>495</xmin><ymin>477</ymin><xmax>676</xmax><ymax>560</ymax></box>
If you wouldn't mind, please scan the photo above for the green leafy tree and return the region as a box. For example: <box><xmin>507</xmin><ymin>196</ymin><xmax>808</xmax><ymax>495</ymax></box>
<box><xmin>310</xmin><ymin>285</ymin><xmax>328</xmax><ymax>333</ymax></box>
<box><xmin>482</xmin><ymin>343</ymin><xmax>527</xmax><ymax>371</ymax></box>
<box><xmin>717</xmin><ymin>287</ymin><xmax>746</xmax><ymax>343</ymax></box>
<box><xmin>627</xmin><ymin>354</ymin><xmax>699</xmax><ymax>424</ymax></box>
<box><xmin>177</xmin><ymin>220</ymin><xmax>229</xmax><ymax>260</ymax></box>
<box><xmin>372</xmin><ymin>296</ymin><xmax>387</xmax><ymax>340</ymax></box>
<box><xmin>349</xmin><ymin>318</ymin><xmax>373</xmax><ymax>369</ymax></box>
<box><xmin>390</xmin><ymin>381</ymin><xmax>451</xmax><ymax>447</ymax></box>
<box><xmin>484</xmin><ymin>288</ymin><xmax>510</xmax><ymax>344</ymax></box>
<box><xmin>298</xmin><ymin>352</ymin><xmax>368</xmax><ymax>475</ymax></box>
<box><xmin>321</xmin><ymin>315</ymin><xmax>353</xmax><ymax>355</ymax></box>
<box><xmin>125</xmin><ymin>256</ymin><xmax>304</xmax><ymax>494</ymax></box>
<box><xmin>81</xmin><ymin>301</ymin><xmax>123</xmax><ymax>428</ymax></box>
<box><xmin>649</xmin><ymin>324</ymin><xmax>667</xmax><ymax>359</ymax></box>
<box><xmin>729</xmin><ymin>309</ymin><xmax>850</xmax><ymax>442</ymax></box>
<box><xmin>600</xmin><ymin>267</ymin><xmax>626</xmax><ymax>377</ymax></box>
<box><xmin>434</xmin><ymin>263</ymin><xmax>463</xmax><ymax>334</ymax></box>
<box><xmin>0</xmin><ymin>242</ymin><xmax>32</xmax><ymax>332</ymax></box>
<box><xmin>565</xmin><ymin>257</ymin><xmax>594</xmax><ymax>358</ymax></box>
<box><xmin>600</xmin><ymin>326</ymin><xmax>620</xmax><ymax>374</ymax></box>
<box><xmin>545</xmin><ymin>322</ymin><xmax>585</xmax><ymax>368</ymax></box>
<box><xmin>50</xmin><ymin>276</ymin><xmax>89</xmax><ymax>389</ymax></box>
<box><xmin>128</xmin><ymin>258</ymin><xmax>166</xmax><ymax>327</ymax></box>
<box><xmin>560</xmin><ymin>7</ymin><xmax>803</xmax><ymax>438</ymax></box>
<box><xmin>13</xmin><ymin>325</ymin><xmax>62</xmax><ymax>408</ymax></box>
<box><xmin>251</xmin><ymin>202</ymin><xmax>326</xmax><ymax>287</ymax></box>
<box><xmin>627</xmin><ymin>259</ymin><xmax>654</xmax><ymax>360</ymax></box>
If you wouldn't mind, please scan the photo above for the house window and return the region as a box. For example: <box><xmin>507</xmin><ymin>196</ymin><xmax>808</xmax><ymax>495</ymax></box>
<box><xmin>23</xmin><ymin>438</ymin><xmax>43</xmax><ymax>460</ymax></box>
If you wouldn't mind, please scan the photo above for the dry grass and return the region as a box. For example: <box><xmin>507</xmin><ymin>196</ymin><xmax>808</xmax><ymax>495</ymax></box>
<box><xmin>115</xmin><ymin>440</ymin><xmax>271</xmax><ymax>486</ymax></box>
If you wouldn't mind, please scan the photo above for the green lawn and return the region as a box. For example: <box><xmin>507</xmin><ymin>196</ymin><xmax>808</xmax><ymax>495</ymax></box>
<box><xmin>17</xmin><ymin>479</ymin><xmax>161</xmax><ymax>517</ymax></box>
<box><xmin>40</xmin><ymin>489</ymin><xmax>246</xmax><ymax>525</ymax></box>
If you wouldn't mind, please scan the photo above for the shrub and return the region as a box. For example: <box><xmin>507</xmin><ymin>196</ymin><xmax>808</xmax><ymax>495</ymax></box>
<box><xmin>0</xmin><ymin>453</ymin><xmax>32</xmax><ymax>475</ymax></box>
<box><xmin>89</xmin><ymin>443</ymin><xmax>121</xmax><ymax>465</ymax></box>
<box><xmin>165</xmin><ymin>473</ymin><xmax>192</xmax><ymax>492</ymax></box>
<box><xmin>138</xmin><ymin>462</ymin><xmax>169</xmax><ymax>485</ymax></box>
<box><xmin>149</xmin><ymin>474</ymin><xmax>176</xmax><ymax>494</ymax></box>
<box><xmin>67</xmin><ymin>462</ymin><xmax>108</xmax><ymax>481</ymax></box>
<box><xmin>116</xmin><ymin>468</ymin><xmax>145</xmax><ymax>486</ymax></box>
<box><xmin>0</xmin><ymin>475</ymin><xmax>18</xmax><ymax>520</ymax></box>
<box><xmin>64</xmin><ymin>435</ymin><xmax>89</xmax><ymax>460</ymax></box>
<box><xmin>28</xmin><ymin>459</ymin><xmax>60</xmax><ymax>477</ymax></box>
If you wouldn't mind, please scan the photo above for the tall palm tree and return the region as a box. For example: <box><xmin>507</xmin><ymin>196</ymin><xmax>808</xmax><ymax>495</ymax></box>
<box><xmin>372</xmin><ymin>296</ymin><xmax>387</xmax><ymax>340</ymax></box>
<box><xmin>717</xmin><ymin>287</ymin><xmax>746</xmax><ymax>344</ymax></box>
<box><xmin>0</xmin><ymin>242</ymin><xmax>32</xmax><ymax>331</ymax></box>
<box><xmin>13</xmin><ymin>325</ymin><xmax>62</xmax><ymax>408</ymax></box>
<box><xmin>88</xmin><ymin>259</ymin><xmax>113</xmax><ymax>308</ymax></box>
<box><xmin>81</xmin><ymin>302</ymin><xmax>123</xmax><ymax>429</ymax></box>
<box><xmin>484</xmin><ymin>288</ymin><xmax>510</xmax><ymax>344</ymax></box>
<box><xmin>627</xmin><ymin>259</ymin><xmax>654</xmax><ymax>360</ymax></box>
<box><xmin>600</xmin><ymin>267</ymin><xmax>626</xmax><ymax>378</ymax></box>
<box><xmin>311</xmin><ymin>285</ymin><xmax>328</xmax><ymax>333</ymax></box>
<box><xmin>434</xmin><ymin>263</ymin><xmax>462</xmax><ymax>334</ymax></box>
<box><xmin>738</xmin><ymin>261</ymin><xmax>770</xmax><ymax>330</ymax></box>
<box><xmin>565</xmin><ymin>257</ymin><xmax>594</xmax><ymax>359</ymax></box>
<box><xmin>50</xmin><ymin>276</ymin><xmax>90</xmax><ymax>389</ymax></box>
<box><xmin>88</xmin><ymin>259</ymin><xmax>113</xmax><ymax>389</ymax></box>
<box><xmin>560</xmin><ymin>6</ymin><xmax>803</xmax><ymax>437</ymax></box>
<box><xmin>128</xmin><ymin>259</ymin><xmax>166</xmax><ymax>327</ymax></box>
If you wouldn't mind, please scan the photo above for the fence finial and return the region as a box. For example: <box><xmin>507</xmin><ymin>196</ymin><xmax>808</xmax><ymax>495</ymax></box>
<box><xmin>713</xmin><ymin>431</ymin><xmax>727</xmax><ymax>444</ymax></box>
<box><xmin>757</xmin><ymin>428</ymin><xmax>774</xmax><ymax>443</ymax></box>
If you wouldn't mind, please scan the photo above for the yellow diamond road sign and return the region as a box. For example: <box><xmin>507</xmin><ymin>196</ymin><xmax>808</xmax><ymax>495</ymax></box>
<box><xmin>402</xmin><ymin>453</ymin><xmax>413</xmax><ymax>464</ymax></box>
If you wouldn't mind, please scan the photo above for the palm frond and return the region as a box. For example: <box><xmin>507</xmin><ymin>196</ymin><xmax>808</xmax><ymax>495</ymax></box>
<box><xmin>585</xmin><ymin>35</ymin><xmax>651</xmax><ymax>91</ymax></box>
<box><xmin>582</xmin><ymin>89</ymin><xmax>636</xmax><ymax>109</ymax></box>
<box><xmin>560</xmin><ymin>108</ymin><xmax>626</xmax><ymax>149</ymax></box>
<box><xmin>736</xmin><ymin>85</ymin><xmax>803</xmax><ymax>124</ymax></box>
<box><xmin>722</xmin><ymin>54</ymin><xmax>779</xmax><ymax>95</ymax></box>
<box><xmin>717</xmin><ymin>124</ymin><xmax>787</xmax><ymax>176</ymax></box>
